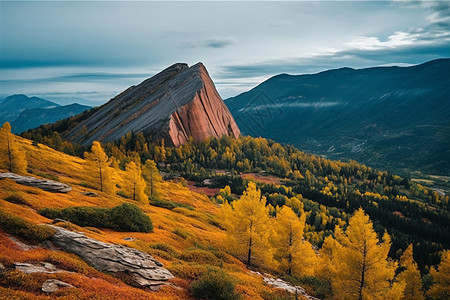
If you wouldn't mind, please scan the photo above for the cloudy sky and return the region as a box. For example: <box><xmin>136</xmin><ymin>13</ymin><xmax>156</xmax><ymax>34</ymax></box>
<box><xmin>1</xmin><ymin>0</ymin><xmax>449</xmax><ymax>105</ymax></box>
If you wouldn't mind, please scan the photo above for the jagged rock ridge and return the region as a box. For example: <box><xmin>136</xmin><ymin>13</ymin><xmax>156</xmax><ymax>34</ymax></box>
<box><xmin>63</xmin><ymin>63</ymin><xmax>240</xmax><ymax>146</ymax></box>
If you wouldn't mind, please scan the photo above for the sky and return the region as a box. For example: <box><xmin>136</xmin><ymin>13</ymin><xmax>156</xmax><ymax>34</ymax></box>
<box><xmin>1</xmin><ymin>0</ymin><xmax>449</xmax><ymax>105</ymax></box>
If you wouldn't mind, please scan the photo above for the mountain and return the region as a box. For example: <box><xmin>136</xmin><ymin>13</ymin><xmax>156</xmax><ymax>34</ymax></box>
<box><xmin>226</xmin><ymin>59</ymin><xmax>450</xmax><ymax>175</ymax></box>
<box><xmin>0</xmin><ymin>94</ymin><xmax>60</xmax><ymax>126</ymax></box>
<box><xmin>11</xmin><ymin>103</ymin><xmax>92</xmax><ymax>134</ymax></box>
<box><xmin>62</xmin><ymin>62</ymin><xmax>240</xmax><ymax>147</ymax></box>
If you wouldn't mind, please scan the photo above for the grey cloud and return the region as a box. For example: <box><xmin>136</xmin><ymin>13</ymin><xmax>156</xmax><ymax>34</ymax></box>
<box><xmin>188</xmin><ymin>37</ymin><xmax>237</xmax><ymax>48</ymax></box>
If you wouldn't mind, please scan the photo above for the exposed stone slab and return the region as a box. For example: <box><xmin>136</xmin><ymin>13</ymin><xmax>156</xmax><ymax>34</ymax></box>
<box><xmin>0</xmin><ymin>172</ymin><xmax>71</xmax><ymax>193</ymax></box>
<box><xmin>42</xmin><ymin>279</ymin><xmax>75</xmax><ymax>293</ymax></box>
<box><xmin>251</xmin><ymin>271</ymin><xmax>321</xmax><ymax>300</ymax></box>
<box><xmin>14</xmin><ymin>262</ymin><xmax>68</xmax><ymax>274</ymax></box>
<box><xmin>50</xmin><ymin>226</ymin><xmax>173</xmax><ymax>288</ymax></box>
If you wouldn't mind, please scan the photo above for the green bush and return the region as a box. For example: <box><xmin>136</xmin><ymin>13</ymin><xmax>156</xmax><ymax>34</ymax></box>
<box><xmin>40</xmin><ymin>206</ymin><xmax>110</xmax><ymax>228</ymax></box>
<box><xmin>4</xmin><ymin>194</ymin><xmax>27</xmax><ymax>205</ymax></box>
<box><xmin>298</xmin><ymin>276</ymin><xmax>331</xmax><ymax>299</ymax></box>
<box><xmin>39</xmin><ymin>203</ymin><xmax>152</xmax><ymax>233</ymax></box>
<box><xmin>190</xmin><ymin>267</ymin><xmax>240</xmax><ymax>300</ymax></box>
<box><xmin>0</xmin><ymin>210</ymin><xmax>56</xmax><ymax>244</ymax></box>
<box><xmin>149</xmin><ymin>198</ymin><xmax>194</xmax><ymax>211</ymax></box>
<box><xmin>173</xmin><ymin>228</ymin><xmax>190</xmax><ymax>239</ymax></box>
<box><xmin>169</xmin><ymin>262</ymin><xmax>208</xmax><ymax>280</ymax></box>
<box><xmin>109</xmin><ymin>203</ymin><xmax>153</xmax><ymax>232</ymax></box>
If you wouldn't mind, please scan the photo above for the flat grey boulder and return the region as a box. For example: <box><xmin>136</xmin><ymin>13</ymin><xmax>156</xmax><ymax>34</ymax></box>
<box><xmin>14</xmin><ymin>262</ymin><xmax>68</xmax><ymax>274</ymax></box>
<box><xmin>50</xmin><ymin>226</ymin><xmax>174</xmax><ymax>289</ymax></box>
<box><xmin>42</xmin><ymin>279</ymin><xmax>75</xmax><ymax>293</ymax></box>
<box><xmin>0</xmin><ymin>172</ymin><xmax>71</xmax><ymax>193</ymax></box>
<box><xmin>251</xmin><ymin>271</ymin><xmax>321</xmax><ymax>300</ymax></box>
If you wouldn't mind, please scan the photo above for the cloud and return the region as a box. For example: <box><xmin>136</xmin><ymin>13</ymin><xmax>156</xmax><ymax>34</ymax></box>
<box><xmin>188</xmin><ymin>37</ymin><xmax>237</xmax><ymax>48</ymax></box>
<box><xmin>345</xmin><ymin>31</ymin><xmax>417</xmax><ymax>50</ymax></box>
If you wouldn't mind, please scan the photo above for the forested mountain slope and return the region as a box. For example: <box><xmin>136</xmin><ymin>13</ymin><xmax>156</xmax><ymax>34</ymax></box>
<box><xmin>226</xmin><ymin>59</ymin><xmax>450</xmax><ymax>175</ymax></box>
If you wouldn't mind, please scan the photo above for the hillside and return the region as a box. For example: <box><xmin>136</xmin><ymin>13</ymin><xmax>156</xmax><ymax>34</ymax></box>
<box><xmin>0</xmin><ymin>134</ymin><xmax>310</xmax><ymax>300</ymax></box>
<box><xmin>226</xmin><ymin>59</ymin><xmax>450</xmax><ymax>175</ymax></box>
<box><xmin>2</xmin><ymin>128</ymin><xmax>450</xmax><ymax>299</ymax></box>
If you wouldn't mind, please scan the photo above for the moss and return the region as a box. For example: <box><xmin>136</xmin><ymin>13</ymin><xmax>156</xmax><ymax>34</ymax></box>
<box><xmin>0</xmin><ymin>209</ymin><xmax>56</xmax><ymax>244</ymax></box>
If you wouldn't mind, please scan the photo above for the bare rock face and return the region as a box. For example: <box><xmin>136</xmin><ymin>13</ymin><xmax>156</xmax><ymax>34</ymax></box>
<box><xmin>14</xmin><ymin>262</ymin><xmax>68</xmax><ymax>274</ymax></box>
<box><xmin>42</xmin><ymin>279</ymin><xmax>75</xmax><ymax>293</ymax></box>
<box><xmin>63</xmin><ymin>63</ymin><xmax>240</xmax><ymax>147</ymax></box>
<box><xmin>0</xmin><ymin>172</ymin><xmax>71</xmax><ymax>193</ymax></box>
<box><xmin>251</xmin><ymin>271</ymin><xmax>321</xmax><ymax>300</ymax></box>
<box><xmin>50</xmin><ymin>226</ymin><xmax>174</xmax><ymax>289</ymax></box>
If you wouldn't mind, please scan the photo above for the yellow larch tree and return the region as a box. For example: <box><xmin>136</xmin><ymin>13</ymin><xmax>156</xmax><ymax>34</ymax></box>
<box><xmin>84</xmin><ymin>141</ymin><xmax>114</xmax><ymax>193</ymax></box>
<box><xmin>124</xmin><ymin>161</ymin><xmax>147</xmax><ymax>204</ymax></box>
<box><xmin>331</xmin><ymin>208</ymin><xmax>403</xmax><ymax>300</ymax></box>
<box><xmin>0</xmin><ymin>122</ymin><xmax>27</xmax><ymax>174</ymax></box>
<box><xmin>397</xmin><ymin>244</ymin><xmax>424</xmax><ymax>300</ymax></box>
<box><xmin>142</xmin><ymin>159</ymin><xmax>161</xmax><ymax>200</ymax></box>
<box><xmin>316</xmin><ymin>235</ymin><xmax>341</xmax><ymax>283</ymax></box>
<box><xmin>273</xmin><ymin>206</ymin><xmax>316</xmax><ymax>276</ymax></box>
<box><xmin>427</xmin><ymin>250</ymin><xmax>450</xmax><ymax>300</ymax></box>
<box><xmin>220</xmin><ymin>181</ymin><xmax>272</xmax><ymax>268</ymax></box>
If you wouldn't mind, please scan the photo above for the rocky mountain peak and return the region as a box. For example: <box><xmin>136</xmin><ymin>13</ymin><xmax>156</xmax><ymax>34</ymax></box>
<box><xmin>63</xmin><ymin>62</ymin><xmax>240</xmax><ymax>146</ymax></box>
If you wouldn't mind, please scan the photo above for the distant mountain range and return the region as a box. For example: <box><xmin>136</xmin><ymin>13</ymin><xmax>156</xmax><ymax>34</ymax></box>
<box><xmin>226</xmin><ymin>59</ymin><xmax>450</xmax><ymax>175</ymax></box>
<box><xmin>0</xmin><ymin>94</ymin><xmax>91</xmax><ymax>134</ymax></box>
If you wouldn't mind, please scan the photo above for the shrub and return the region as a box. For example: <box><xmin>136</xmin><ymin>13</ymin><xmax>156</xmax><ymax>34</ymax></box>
<box><xmin>261</xmin><ymin>290</ymin><xmax>294</xmax><ymax>300</ymax></box>
<box><xmin>0</xmin><ymin>210</ymin><xmax>56</xmax><ymax>244</ymax></box>
<box><xmin>190</xmin><ymin>267</ymin><xmax>240</xmax><ymax>300</ymax></box>
<box><xmin>173</xmin><ymin>228</ymin><xmax>190</xmax><ymax>239</ymax></box>
<box><xmin>39</xmin><ymin>203</ymin><xmax>152</xmax><ymax>233</ymax></box>
<box><xmin>35</xmin><ymin>171</ymin><xmax>59</xmax><ymax>181</ymax></box>
<box><xmin>169</xmin><ymin>262</ymin><xmax>208</xmax><ymax>280</ymax></box>
<box><xmin>132</xmin><ymin>241</ymin><xmax>177</xmax><ymax>260</ymax></box>
<box><xmin>298</xmin><ymin>276</ymin><xmax>331</xmax><ymax>299</ymax></box>
<box><xmin>109</xmin><ymin>203</ymin><xmax>153</xmax><ymax>233</ymax></box>
<box><xmin>149</xmin><ymin>198</ymin><xmax>194</xmax><ymax>211</ymax></box>
<box><xmin>4</xmin><ymin>194</ymin><xmax>27</xmax><ymax>205</ymax></box>
<box><xmin>40</xmin><ymin>206</ymin><xmax>110</xmax><ymax>228</ymax></box>
<box><xmin>179</xmin><ymin>249</ymin><xmax>222</xmax><ymax>266</ymax></box>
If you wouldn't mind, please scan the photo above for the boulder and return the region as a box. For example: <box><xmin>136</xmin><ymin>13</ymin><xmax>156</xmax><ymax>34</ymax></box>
<box><xmin>42</xmin><ymin>279</ymin><xmax>75</xmax><ymax>293</ymax></box>
<box><xmin>14</xmin><ymin>262</ymin><xmax>68</xmax><ymax>274</ymax></box>
<box><xmin>251</xmin><ymin>271</ymin><xmax>321</xmax><ymax>300</ymax></box>
<box><xmin>0</xmin><ymin>172</ymin><xmax>71</xmax><ymax>193</ymax></box>
<box><xmin>50</xmin><ymin>226</ymin><xmax>174</xmax><ymax>289</ymax></box>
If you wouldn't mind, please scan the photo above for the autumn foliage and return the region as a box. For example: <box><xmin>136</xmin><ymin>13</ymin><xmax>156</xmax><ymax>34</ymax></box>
<box><xmin>0</xmin><ymin>122</ymin><xmax>27</xmax><ymax>174</ymax></box>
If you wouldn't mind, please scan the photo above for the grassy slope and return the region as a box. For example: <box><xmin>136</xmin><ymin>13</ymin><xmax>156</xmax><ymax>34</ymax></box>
<box><xmin>0</xmin><ymin>136</ymin><xmax>284</xmax><ymax>300</ymax></box>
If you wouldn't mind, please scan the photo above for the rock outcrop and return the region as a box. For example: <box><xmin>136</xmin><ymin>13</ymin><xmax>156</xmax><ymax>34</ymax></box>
<box><xmin>14</xmin><ymin>262</ymin><xmax>69</xmax><ymax>274</ymax></box>
<box><xmin>41</xmin><ymin>279</ymin><xmax>75</xmax><ymax>293</ymax></box>
<box><xmin>251</xmin><ymin>271</ymin><xmax>321</xmax><ymax>300</ymax></box>
<box><xmin>50</xmin><ymin>226</ymin><xmax>173</xmax><ymax>289</ymax></box>
<box><xmin>0</xmin><ymin>172</ymin><xmax>71</xmax><ymax>193</ymax></box>
<box><xmin>63</xmin><ymin>62</ymin><xmax>240</xmax><ymax>147</ymax></box>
